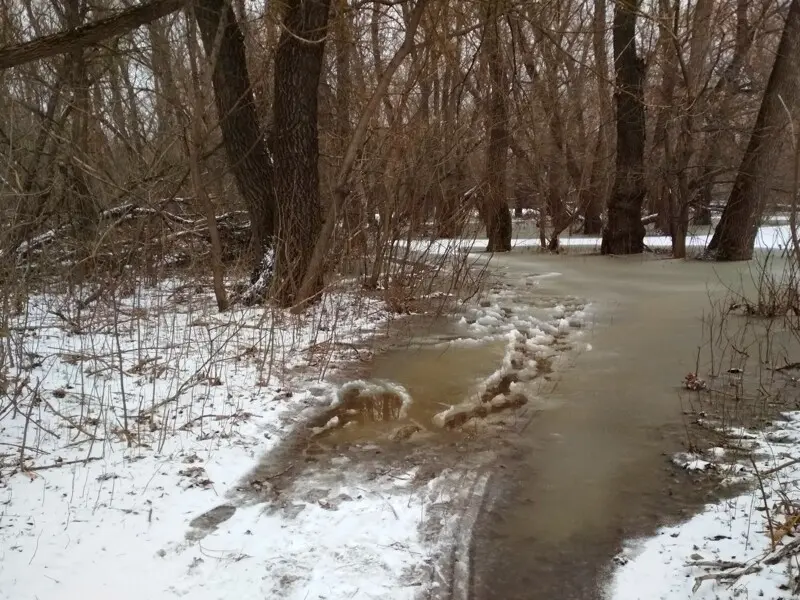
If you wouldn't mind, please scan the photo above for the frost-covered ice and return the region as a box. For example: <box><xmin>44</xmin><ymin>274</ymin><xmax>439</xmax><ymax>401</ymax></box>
<box><xmin>429</xmin><ymin>283</ymin><xmax>588</xmax><ymax>428</ymax></box>
<box><xmin>608</xmin><ymin>412</ymin><xmax>800</xmax><ymax>600</ymax></box>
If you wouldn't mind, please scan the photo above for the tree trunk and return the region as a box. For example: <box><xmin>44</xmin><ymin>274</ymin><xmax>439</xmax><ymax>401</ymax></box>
<box><xmin>270</xmin><ymin>0</ymin><xmax>331</xmax><ymax>305</ymax></box>
<box><xmin>584</xmin><ymin>0</ymin><xmax>611</xmax><ymax>234</ymax></box>
<box><xmin>546</xmin><ymin>164</ymin><xmax>569</xmax><ymax>251</ymax></box>
<box><xmin>291</xmin><ymin>0</ymin><xmax>428</xmax><ymax>308</ymax></box>
<box><xmin>483</xmin><ymin>0</ymin><xmax>512</xmax><ymax>253</ymax></box>
<box><xmin>148</xmin><ymin>21</ymin><xmax>180</xmax><ymax>139</ymax></box>
<box><xmin>333</xmin><ymin>0</ymin><xmax>365</xmax><ymax>266</ymax></box>
<box><xmin>0</xmin><ymin>0</ymin><xmax>186</xmax><ymax>70</ymax></box>
<box><xmin>64</xmin><ymin>0</ymin><xmax>97</xmax><ymax>242</ymax></box>
<box><xmin>649</xmin><ymin>0</ymin><xmax>679</xmax><ymax>238</ymax></box>
<box><xmin>601</xmin><ymin>0</ymin><xmax>646</xmax><ymax>254</ymax></box>
<box><xmin>584</xmin><ymin>132</ymin><xmax>605</xmax><ymax>234</ymax></box>
<box><xmin>708</xmin><ymin>0</ymin><xmax>800</xmax><ymax>261</ymax></box>
<box><xmin>694</xmin><ymin>0</ymin><xmax>753</xmax><ymax>227</ymax></box>
<box><xmin>692</xmin><ymin>171</ymin><xmax>712</xmax><ymax>226</ymax></box>
<box><xmin>186</xmin><ymin>5</ymin><xmax>228</xmax><ymax>311</ymax></box>
<box><xmin>435</xmin><ymin>25</ymin><xmax>464</xmax><ymax>239</ymax></box>
<box><xmin>194</xmin><ymin>0</ymin><xmax>277</xmax><ymax>261</ymax></box>
<box><xmin>669</xmin><ymin>0</ymin><xmax>712</xmax><ymax>257</ymax></box>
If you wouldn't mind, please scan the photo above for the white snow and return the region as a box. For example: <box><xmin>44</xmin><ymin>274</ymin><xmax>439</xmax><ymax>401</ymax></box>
<box><xmin>608</xmin><ymin>412</ymin><xmax>800</xmax><ymax>600</ymax></box>
<box><xmin>0</xmin><ymin>270</ymin><xmax>591</xmax><ymax>600</ymax></box>
<box><xmin>0</xmin><ymin>280</ymin><xmax>456</xmax><ymax>600</ymax></box>
<box><xmin>414</xmin><ymin>223</ymin><xmax>794</xmax><ymax>256</ymax></box>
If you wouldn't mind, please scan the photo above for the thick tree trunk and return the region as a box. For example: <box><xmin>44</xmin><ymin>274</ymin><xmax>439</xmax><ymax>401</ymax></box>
<box><xmin>194</xmin><ymin>0</ymin><xmax>276</xmax><ymax>259</ymax></box>
<box><xmin>601</xmin><ymin>0</ymin><xmax>646</xmax><ymax>255</ymax></box>
<box><xmin>708</xmin><ymin>0</ymin><xmax>800</xmax><ymax>260</ymax></box>
<box><xmin>483</xmin><ymin>0</ymin><xmax>512</xmax><ymax>253</ymax></box>
<box><xmin>271</xmin><ymin>0</ymin><xmax>331</xmax><ymax>306</ymax></box>
<box><xmin>584</xmin><ymin>0</ymin><xmax>610</xmax><ymax>235</ymax></box>
<box><xmin>291</xmin><ymin>0</ymin><xmax>427</xmax><ymax>308</ymax></box>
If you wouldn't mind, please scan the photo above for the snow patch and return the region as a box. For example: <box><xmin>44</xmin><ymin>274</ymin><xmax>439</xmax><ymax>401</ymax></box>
<box><xmin>609</xmin><ymin>411</ymin><xmax>800</xmax><ymax>600</ymax></box>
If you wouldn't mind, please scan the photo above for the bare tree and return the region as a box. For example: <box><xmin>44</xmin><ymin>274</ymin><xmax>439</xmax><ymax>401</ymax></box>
<box><xmin>270</xmin><ymin>0</ymin><xmax>332</xmax><ymax>306</ymax></box>
<box><xmin>194</xmin><ymin>0</ymin><xmax>276</xmax><ymax>262</ymax></box>
<box><xmin>709</xmin><ymin>0</ymin><xmax>800</xmax><ymax>260</ymax></box>
<box><xmin>482</xmin><ymin>0</ymin><xmax>511</xmax><ymax>252</ymax></box>
<box><xmin>585</xmin><ymin>0</ymin><xmax>611</xmax><ymax>235</ymax></box>
<box><xmin>601</xmin><ymin>0</ymin><xmax>646</xmax><ymax>255</ymax></box>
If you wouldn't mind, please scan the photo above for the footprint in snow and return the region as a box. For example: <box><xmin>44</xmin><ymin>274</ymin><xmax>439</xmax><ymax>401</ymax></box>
<box><xmin>185</xmin><ymin>503</ymin><xmax>237</xmax><ymax>541</ymax></box>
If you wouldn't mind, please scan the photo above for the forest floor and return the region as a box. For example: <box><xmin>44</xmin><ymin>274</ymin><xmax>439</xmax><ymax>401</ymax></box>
<box><xmin>0</xmin><ymin>258</ymin><xmax>589</xmax><ymax>600</ymax></box>
<box><xmin>2</xmin><ymin>222</ymin><xmax>798</xmax><ymax>600</ymax></box>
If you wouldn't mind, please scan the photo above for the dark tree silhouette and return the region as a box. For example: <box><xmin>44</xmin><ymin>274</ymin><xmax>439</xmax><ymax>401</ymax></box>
<box><xmin>601</xmin><ymin>0</ymin><xmax>646</xmax><ymax>254</ymax></box>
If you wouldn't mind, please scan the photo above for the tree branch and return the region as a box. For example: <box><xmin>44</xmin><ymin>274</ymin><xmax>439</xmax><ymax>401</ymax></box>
<box><xmin>0</xmin><ymin>0</ymin><xmax>186</xmax><ymax>70</ymax></box>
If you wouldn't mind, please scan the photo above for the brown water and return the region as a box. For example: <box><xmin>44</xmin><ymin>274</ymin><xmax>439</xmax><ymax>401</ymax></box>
<box><xmin>314</xmin><ymin>266</ymin><xmax>590</xmax><ymax>447</ymax></box>
<box><xmin>369</xmin><ymin>339</ymin><xmax>509</xmax><ymax>419</ymax></box>
<box><xmin>467</xmin><ymin>252</ymin><xmax>790</xmax><ymax>599</ymax></box>
<box><xmin>312</xmin><ymin>339</ymin><xmax>509</xmax><ymax>446</ymax></box>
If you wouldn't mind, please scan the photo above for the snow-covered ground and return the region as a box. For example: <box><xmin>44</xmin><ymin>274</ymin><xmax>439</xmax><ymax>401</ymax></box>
<box><xmin>608</xmin><ymin>412</ymin><xmax>800</xmax><ymax>600</ymax></box>
<box><xmin>0</xmin><ymin>281</ymin><xmax>421</xmax><ymax>600</ymax></box>
<box><xmin>8</xmin><ymin>218</ymin><xmax>789</xmax><ymax>600</ymax></box>
<box><xmin>417</xmin><ymin>223</ymin><xmax>793</xmax><ymax>256</ymax></box>
<box><xmin>1</xmin><ymin>273</ymin><xmax>586</xmax><ymax>599</ymax></box>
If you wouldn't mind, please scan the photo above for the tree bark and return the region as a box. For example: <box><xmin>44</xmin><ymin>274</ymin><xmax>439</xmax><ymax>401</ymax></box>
<box><xmin>483</xmin><ymin>0</ymin><xmax>512</xmax><ymax>253</ymax></box>
<box><xmin>194</xmin><ymin>0</ymin><xmax>277</xmax><ymax>260</ymax></box>
<box><xmin>695</xmin><ymin>0</ymin><xmax>755</xmax><ymax>223</ymax></box>
<box><xmin>271</xmin><ymin>0</ymin><xmax>332</xmax><ymax>306</ymax></box>
<box><xmin>292</xmin><ymin>0</ymin><xmax>428</xmax><ymax>308</ymax></box>
<box><xmin>0</xmin><ymin>0</ymin><xmax>185</xmax><ymax>70</ymax></box>
<box><xmin>333</xmin><ymin>0</ymin><xmax>366</xmax><ymax>263</ymax></box>
<box><xmin>584</xmin><ymin>0</ymin><xmax>611</xmax><ymax>234</ymax></box>
<box><xmin>708</xmin><ymin>0</ymin><xmax>800</xmax><ymax>261</ymax></box>
<box><xmin>186</xmin><ymin>5</ymin><xmax>228</xmax><ymax>311</ymax></box>
<box><xmin>649</xmin><ymin>0</ymin><xmax>679</xmax><ymax>238</ymax></box>
<box><xmin>669</xmin><ymin>0</ymin><xmax>712</xmax><ymax>258</ymax></box>
<box><xmin>601</xmin><ymin>0</ymin><xmax>646</xmax><ymax>255</ymax></box>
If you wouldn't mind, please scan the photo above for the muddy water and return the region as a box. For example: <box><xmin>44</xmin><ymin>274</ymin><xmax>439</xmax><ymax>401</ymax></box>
<box><xmin>369</xmin><ymin>340</ymin><xmax>508</xmax><ymax>419</ymax></box>
<box><xmin>316</xmin><ymin>270</ymin><xmax>585</xmax><ymax>447</ymax></box>
<box><xmin>315</xmin><ymin>339</ymin><xmax>508</xmax><ymax>446</ymax></box>
<box><xmin>466</xmin><ymin>253</ymin><xmax>779</xmax><ymax>600</ymax></box>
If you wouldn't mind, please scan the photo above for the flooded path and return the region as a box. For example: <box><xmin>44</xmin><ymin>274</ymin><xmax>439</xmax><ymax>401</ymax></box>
<box><xmin>201</xmin><ymin>249</ymin><xmax>774</xmax><ymax>600</ymax></box>
<box><xmin>465</xmin><ymin>253</ymin><xmax>766</xmax><ymax>599</ymax></box>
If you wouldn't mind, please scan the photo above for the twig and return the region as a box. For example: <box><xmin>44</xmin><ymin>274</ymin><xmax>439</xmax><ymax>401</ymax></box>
<box><xmin>765</xmin><ymin>536</ymin><xmax>800</xmax><ymax>565</ymax></box>
<box><xmin>38</xmin><ymin>393</ymin><xmax>97</xmax><ymax>440</ymax></box>
<box><xmin>19</xmin><ymin>394</ymin><xmax>35</xmax><ymax>469</ymax></box>
<box><xmin>692</xmin><ymin>563</ymin><xmax>762</xmax><ymax>593</ymax></box>
<box><xmin>24</xmin><ymin>456</ymin><xmax>101</xmax><ymax>472</ymax></box>
<box><xmin>763</xmin><ymin>456</ymin><xmax>800</xmax><ymax>476</ymax></box>
<box><xmin>687</xmin><ymin>560</ymin><xmax>747</xmax><ymax>569</ymax></box>
<box><xmin>771</xmin><ymin>361</ymin><xmax>800</xmax><ymax>372</ymax></box>
<box><xmin>751</xmin><ymin>456</ymin><xmax>777</xmax><ymax>548</ymax></box>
